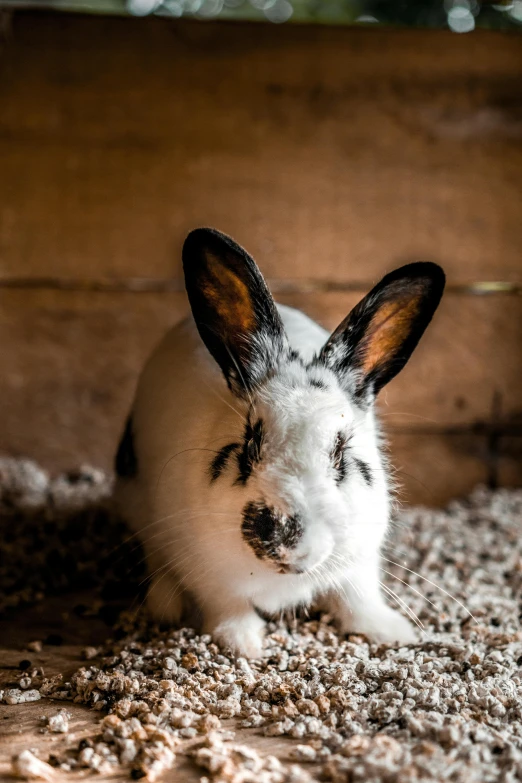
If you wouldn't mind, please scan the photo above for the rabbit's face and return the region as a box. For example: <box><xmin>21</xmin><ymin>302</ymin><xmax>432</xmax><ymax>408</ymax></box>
<box><xmin>183</xmin><ymin>228</ymin><xmax>444</xmax><ymax>577</ymax></box>
<box><xmin>229</xmin><ymin>360</ymin><xmax>387</xmax><ymax>576</ymax></box>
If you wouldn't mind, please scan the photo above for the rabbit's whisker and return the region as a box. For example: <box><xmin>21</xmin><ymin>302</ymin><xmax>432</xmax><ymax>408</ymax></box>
<box><xmin>380</xmin><ymin>556</ymin><xmax>477</xmax><ymax>623</ymax></box>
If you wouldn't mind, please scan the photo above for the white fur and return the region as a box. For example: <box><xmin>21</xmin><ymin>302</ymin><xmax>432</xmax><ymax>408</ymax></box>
<box><xmin>116</xmin><ymin>303</ymin><xmax>416</xmax><ymax>657</ymax></box>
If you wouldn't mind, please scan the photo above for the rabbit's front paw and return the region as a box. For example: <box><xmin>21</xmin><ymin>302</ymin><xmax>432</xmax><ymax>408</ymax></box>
<box><xmin>338</xmin><ymin>604</ymin><xmax>417</xmax><ymax>646</ymax></box>
<box><xmin>210</xmin><ymin>613</ymin><xmax>266</xmax><ymax>659</ymax></box>
<box><xmin>364</xmin><ymin>608</ymin><xmax>417</xmax><ymax>645</ymax></box>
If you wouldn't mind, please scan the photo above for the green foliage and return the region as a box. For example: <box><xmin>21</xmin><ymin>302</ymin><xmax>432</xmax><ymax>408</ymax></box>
<box><xmin>1</xmin><ymin>0</ymin><xmax>520</xmax><ymax>30</ymax></box>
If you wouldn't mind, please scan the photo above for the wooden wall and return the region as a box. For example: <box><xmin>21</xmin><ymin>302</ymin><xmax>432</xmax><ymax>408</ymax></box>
<box><xmin>0</xmin><ymin>11</ymin><xmax>521</xmax><ymax>505</ymax></box>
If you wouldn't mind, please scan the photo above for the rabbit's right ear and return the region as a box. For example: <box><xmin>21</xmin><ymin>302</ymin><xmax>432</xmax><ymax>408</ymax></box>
<box><xmin>183</xmin><ymin>228</ymin><xmax>287</xmax><ymax>397</ymax></box>
<box><xmin>319</xmin><ymin>261</ymin><xmax>445</xmax><ymax>400</ymax></box>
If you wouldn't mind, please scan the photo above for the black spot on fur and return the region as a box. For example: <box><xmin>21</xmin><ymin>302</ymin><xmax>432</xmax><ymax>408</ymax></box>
<box><xmin>209</xmin><ymin>442</ymin><xmax>239</xmax><ymax>482</ymax></box>
<box><xmin>241</xmin><ymin>501</ymin><xmax>304</xmax><ymax>563</ymax></box>
<box><xmin>307</xmin><ymin>356</ymin><xmax>361</xmax><ymax>407</ymax></box>
<box><xmin>309</xmin><ymin>377</ymin><xmax>327</xmax><ymax>390</ymax></box>
<box><xmin>331</xmin><ymin>432</ymin><xmax>348</xmax><ymax>483</ymax></box>
<box><xmin>287</xmin><ymin>348</ymin><xmax>304</xmax><ymax>365</ymax></box>
<box><xmin>115</xmin><ymin>416</ymin><xmax>138</xmax><ymax>478</ymax></box>
<box><xmin>354</xmin><ymin>457</ymin><xmax>373</xmax><ymax>486</ymax></box>
<box><xmin>236</xmin><ymin>418</ymin><xmax>264</xmax><ymax>485</ymax></box>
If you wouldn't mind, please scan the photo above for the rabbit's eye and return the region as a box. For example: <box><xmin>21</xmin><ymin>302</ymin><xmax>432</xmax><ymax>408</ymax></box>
<box><xmin>247</xmin><ymin>437</ymin><xmax>259</xmax><ymax>463</ymax></box>
<box><xmin>248</xmin><ymin>419</ymin><xmax>264</xmax><ymax>462</ymax></box>
<box><xmin>236</xmin><ymin>418</ymin><xmax>264</xmax><ymax>485</ymax></box>
<box><xmin>331</xmin><ymin>432</ymin><xmax>348</xmax><ymax>483</ymax></box>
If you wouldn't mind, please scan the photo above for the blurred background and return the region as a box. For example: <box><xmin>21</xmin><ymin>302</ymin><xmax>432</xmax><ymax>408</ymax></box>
<box><xmin>0</xmin><ymin>0</ymin><xmax>520</xmax><ymax>506</ymax></box>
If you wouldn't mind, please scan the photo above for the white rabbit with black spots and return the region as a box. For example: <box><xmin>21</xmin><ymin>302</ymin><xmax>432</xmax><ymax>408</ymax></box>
<box><xmin>115</xmin><ymin>228</ymin><xmax>445</xmax><ymax>658</ymax></box>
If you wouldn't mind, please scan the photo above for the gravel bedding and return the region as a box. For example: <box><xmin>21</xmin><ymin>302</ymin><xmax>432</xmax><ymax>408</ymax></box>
<box><xmin>1</xmin><ymin>458</ymin><xmax>522</xmax><ymax>782</ymax></box>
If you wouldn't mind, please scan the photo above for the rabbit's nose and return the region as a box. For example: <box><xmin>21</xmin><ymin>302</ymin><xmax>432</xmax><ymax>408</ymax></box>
<box><xmin>277</xmin><ymin>560</ymin><xmax>306</xmax><ymax>575</ymax></box>
<box><xmin>278</xmin><ymin>563</ymin><xmax>301</xmax><ymax>575</ymax></box>
<box><xmin>275</xmin><ymin>547</ymin><xmax>306</xmax><ymax>574</ymax></box>
<box><xmin>276</xmin><ymin>546</ymin><xmax>293</xmax><ymax>564</ymax></box>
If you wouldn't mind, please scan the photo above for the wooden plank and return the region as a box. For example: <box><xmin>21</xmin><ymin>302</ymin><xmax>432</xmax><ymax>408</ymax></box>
<box><xmin>0</xmin><ymin>288</ymin><xmax>520</xmax><ymax>504</ymax></box>
<box><xmin>0</xmin><ymin>289</ymin><xmax>181</xmax><ymax>470</ymax></box>
<box><xmin>0</xmin><ymin>13</ymin><xmax>521</xmax><ymax>285</ymax></box>
<box><xmin>498</xmin><ymin>435</ymin><xmax>522</xmax><ymax>490</ymax></box>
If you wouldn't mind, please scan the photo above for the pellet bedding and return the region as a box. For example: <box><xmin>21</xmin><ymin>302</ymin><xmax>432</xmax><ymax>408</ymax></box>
<box><xmin>1</xmin><ymin>458</ymin><xmax>522</xmax><ymax>782</ymax></box>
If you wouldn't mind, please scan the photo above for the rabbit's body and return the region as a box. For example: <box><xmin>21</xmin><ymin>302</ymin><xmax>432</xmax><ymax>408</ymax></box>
<box><xmin>116</xmin><ymin>228</ymin><xmax>445</xmax><ymax>657</ymax></box>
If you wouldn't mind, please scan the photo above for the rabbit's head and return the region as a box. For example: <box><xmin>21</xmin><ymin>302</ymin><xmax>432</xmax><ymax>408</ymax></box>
<box><xmin>183</xmin><ymin>228</ymin><xmax>445</xmax><ymax>577</ymax></box>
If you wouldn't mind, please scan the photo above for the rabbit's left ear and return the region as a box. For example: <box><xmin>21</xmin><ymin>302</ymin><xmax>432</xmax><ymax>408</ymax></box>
<box><xmin>183</xmin><ymin>228</ymin><xmax>287</xmax><ymax>397</ymax></box>
<box><xmin>320</xmin><ymin>262</ymin><xmax>445</xmax><ymax>399</ymax></box>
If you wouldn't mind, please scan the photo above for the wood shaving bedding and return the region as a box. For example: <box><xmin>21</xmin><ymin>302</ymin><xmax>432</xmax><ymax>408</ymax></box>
<box><xmin>1</xmin><ymin>458</ymin><xmax>522</xmax><ymax>782</ymax></box>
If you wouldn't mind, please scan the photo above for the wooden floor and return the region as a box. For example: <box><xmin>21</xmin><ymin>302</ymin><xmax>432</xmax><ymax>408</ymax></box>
<box><xmin>0</xmin><ymin>594</ymin><xmax>312</xmax><ymax>782</ymax></box>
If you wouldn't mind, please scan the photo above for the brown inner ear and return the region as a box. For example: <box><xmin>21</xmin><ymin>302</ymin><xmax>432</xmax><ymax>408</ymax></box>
<box><xmin>357</xmin><ymin>293</ymin><xmax>422</xmax><ymax>377</ymax></box>
<box><xmin>202</xmin><ymin>253</ymin><xmax>256</xmax><ymax>338</ymax></box>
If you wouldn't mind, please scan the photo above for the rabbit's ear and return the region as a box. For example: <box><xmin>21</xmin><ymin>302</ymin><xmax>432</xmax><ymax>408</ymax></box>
<box><xmin>320</xmin><ymin>262</ymin><xmax>445</xmax><ymax>399</ymax></box>
<box><xmin>183</xmin><ymin>228</ymin><xmax>287</xmax><ymax>396</ymax></box>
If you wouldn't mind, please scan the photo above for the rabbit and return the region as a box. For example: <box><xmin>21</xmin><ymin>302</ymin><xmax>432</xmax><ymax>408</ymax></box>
<box><xmin>115</xmin><ymin>227</ymin><xmax>445</xmax><ymax>658</ymax></box>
